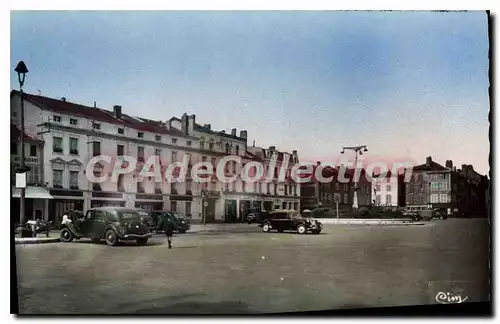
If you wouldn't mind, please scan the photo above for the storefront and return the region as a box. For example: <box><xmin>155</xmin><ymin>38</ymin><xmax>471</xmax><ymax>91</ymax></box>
<box><xmin>135</xmin><ymin>194</ymin><xmax>164</xmax><ymax>213</ymax></box>
<box><xmin>12</xmin><ymin>186</ymin><xmax>53</xmax><ymax>223</ymax></box>
<box><xmin>47</xmin><ymin>189</ymin><xmax>85</xmax><ymax>223</ymax></box>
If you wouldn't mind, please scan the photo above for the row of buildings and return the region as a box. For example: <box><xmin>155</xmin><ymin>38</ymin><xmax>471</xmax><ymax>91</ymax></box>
<box><xmin>10</xmin><ymin>90</ymin><xmax>301</xmax><ymax>224</ymax></box>
<box><xmin>300</xmin><ymin>157</ymin><xmax>490</xmax><ymax>218</ymax></box>
<box><xmin>10</xmin><ymin>90</ymin><xmax>490</xmax><ymax>223</ymax></box>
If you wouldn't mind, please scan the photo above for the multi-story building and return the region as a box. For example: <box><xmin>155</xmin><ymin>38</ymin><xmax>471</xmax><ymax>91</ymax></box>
<box><xmin>405</xmin><ymin>156</ymin><xmax>489</xmax><ymax>217</ymax></box>
<box><xmin>10</xmin><ymin>123</ymin><xmax>48</xmax><ymax>223</ymax></box>
<box><xmin>11</xmin><ymin>90</ymin><xmax>201</xmax><ymax>223</ymax></box>
<box><xmin>371</xmin><ymin>171</ymin><xmax>405</xmax><ymax>207</ymax></box>
<box><xmin>246</xmin><ymin>145</ymin><xmax>301</xmax><ymax>217</ymax></box>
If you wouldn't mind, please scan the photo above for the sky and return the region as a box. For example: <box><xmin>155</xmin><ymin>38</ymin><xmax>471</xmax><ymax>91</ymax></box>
<box><xmin>10</xmin><ymin>11</ymin><xmax>490</xmax><ymax>175</ymax></box>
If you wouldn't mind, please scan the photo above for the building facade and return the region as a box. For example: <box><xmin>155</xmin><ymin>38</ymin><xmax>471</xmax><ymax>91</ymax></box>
<box><xmin>371</xmin><ymin>171</ymin><xmax>405</xmax><ymax>207</ymax></box>
<box><xmin>405</xmin><ymin>156</ymin><xmax>489</xmax><ymax>217</ymax></box>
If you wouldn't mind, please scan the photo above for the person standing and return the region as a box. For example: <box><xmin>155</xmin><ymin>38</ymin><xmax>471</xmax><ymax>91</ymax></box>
<box><xmin>164</xmin><ymin>215</ymin><xmax>175</xmax><ymax>249</ymax></box>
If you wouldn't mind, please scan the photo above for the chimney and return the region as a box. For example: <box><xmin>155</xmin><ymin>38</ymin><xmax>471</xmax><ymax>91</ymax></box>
<box><xmin>113</xmin><ymin>105</ymin><xmax>122</xmax><ymax>119</ymax></box>
<box><xmin>426</xmin><ymin>156</ymin><xmax>432</xmax><ymax>167</ymax></box>
<box><xmin>445</xmin><ymin>160</ymin><xmax>453</xmax><ymax>169</ymax></box>
<box><xmin>203</xmin><ymin>124</ymin><xmax>211</xmax><ymax>130</ymax></box>
<box><xmin>231</xmin><ymin>128</ymin><xmax>237</xmax><ymax>136</ymax></box>
<box><xmin>461</xmin><ymin>164</ymin><xmax>467</xmax><ymax>171</ymax></box>
<box><xmin>181</xmin><ymin>113</ymin><xmax>188</xmax><ymax>134</ymax></box>
<box><xmin>239</xmin><ymin>130</ymin><xmax>247</xmax><ymax>139</ymax></box>
<box><xmin>269</xmin><ymin>146</ymin><xmax>276</xmax><ymax>152</ymax></box>
<box><xmin>317</xmin><ymin>161</ymin><xmax>321</xmax><ymax>166</ymax></box>
<box><xmin>453</xmin><ymin>166</ymin><xmax>457</xmax><ymax>172</ymax></box>
<box><xmin>188</xmin><ymin>114</ymin><xmax>195</xmax><ymax>134</ymax></box>
<box><xmin>94</xmin><ymin>101</ymin><xmax>97</xmax><ymax>108</ymax></box>
<box><xmin>61</xmin><ymin>97</ymin><xmax>66</xmax><ymax>102</ymax></box>
<box><xmin>253</xmin><ymin>140</ymin><xmax>255</xmax><ymax>147</ymax></box>
<box><xmin>468</xmin><ymin>165</ymin><xmax>474</xmax><ymax>171</ymax></box>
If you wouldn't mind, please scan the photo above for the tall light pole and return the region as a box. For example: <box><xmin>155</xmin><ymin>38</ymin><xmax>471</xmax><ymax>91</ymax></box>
<box><xmin>341</xmin><ymin>145</ymin><xmax>368</xmax><ymax>210</ymax></box>
<box><xmin>15</xmin><ymin>61</ymin><xmax>29</xmax><ymax>225</ymax></box>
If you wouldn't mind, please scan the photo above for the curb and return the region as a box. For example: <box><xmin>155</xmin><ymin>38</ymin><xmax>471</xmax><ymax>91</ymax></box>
<box><xmin>15</xmin><ymin>238</ymin><xmax>61</xmax><ymax>245</ymax></box>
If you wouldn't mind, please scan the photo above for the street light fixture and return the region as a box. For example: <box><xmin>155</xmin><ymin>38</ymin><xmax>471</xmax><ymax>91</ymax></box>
<box><xmin>15</xmin><ymin>61</ymin><xmax>29</xmax><ymax>226</ymax></box>
<box><xmin>340</xmin><ymin>145</ymin><xmax>368</xmax><ymax>210</ymax></box>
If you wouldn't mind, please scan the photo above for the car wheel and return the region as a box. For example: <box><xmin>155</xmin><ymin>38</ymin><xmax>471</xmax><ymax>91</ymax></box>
<box><xmin>60</xmin><ymin>228</ymin><xmax>74</xmax><ymax>243</ymax></box>
<box><xmin>297</xmin><ymin>224</ymin><xmax>307</xmax><ymax>235</ymax></box>
<box><xmin>136</xmin><ymin>238</ymin><xmax>148</xmax><ymax>246</ymax></box>
<box><xmin>105</xmin><ymin>229</ymin><xmax>118</xmax><ymax>246</ymax></box>
<box><xmin>91</xmin><ymin>238</ymin><xmax>101</xmax><ymax>244</ymax></box>
<box><xmin>262</xmin><ymin>223</ymin><xmax>270</xmax><ymax>232</ymax></box>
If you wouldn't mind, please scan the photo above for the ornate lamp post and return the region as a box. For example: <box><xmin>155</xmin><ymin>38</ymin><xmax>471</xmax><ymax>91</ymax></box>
<box><xmin>341</xmin><ymin>145</ymin><xmax>368</xmax><ymax>210</ymax></box>
<box><xmin>15</xmin><ymin>61</ymin><xmax>29</xmax><ymax>225</ymax></box>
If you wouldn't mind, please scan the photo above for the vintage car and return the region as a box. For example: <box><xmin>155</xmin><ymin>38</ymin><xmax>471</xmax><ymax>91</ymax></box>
<box><xmin>60</xmin><ymin>207</ymin><xmax>152</xmax><ymax>246</ymax></box>
<box><xmin>260</xmin><ymin>209</ymin><xmax>322</xmax><ymax>234</ymax></box>
<box><xmin>136</xmin><ymin>209</ymin><xmax>156</xmax><ymax>231</ymax></box>
<box><xmin>152</xmin><ymin>211</ymin><xmax>191</xmax><ymax>234</ymax></box>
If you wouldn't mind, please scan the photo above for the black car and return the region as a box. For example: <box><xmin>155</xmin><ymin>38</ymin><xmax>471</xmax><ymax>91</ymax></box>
<box><xmin>260</xmin><ymin>210</ymin><xmax>322</xmax><ymax>234</ymax></box>
<box><xmin>60</xmin><ymin>207</ymin><xmax>152</xmax><ymax>246</ymax></box>
<box><xmin>137</xmin><ymin>209</ymin><xmax>156</xmax><ymax>231</ymax></box>
<box><xmin>152</xmin><ymin>211</ymin><xmax>191</xmax><ymax>234</ymax></box>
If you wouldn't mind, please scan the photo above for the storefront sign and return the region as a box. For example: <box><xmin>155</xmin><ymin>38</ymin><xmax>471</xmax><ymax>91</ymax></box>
<box><xmin>12</xmin><ymin>156</ymin><xmax>39</xmax><ymax>164</ymax></box>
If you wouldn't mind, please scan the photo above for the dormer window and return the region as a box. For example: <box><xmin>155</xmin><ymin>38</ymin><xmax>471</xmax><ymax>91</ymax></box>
<box><xmin>70</xmin><ymin>118</ymin><xmax>78</xmax><ymax>125</ymax></box>
<box><xmin>92</xmin><ymin>122</ymin><xmax>101</xmax><ymax>130</ymax></box>
<box><xmin>117</xmin><ymin>128</ymin><xmax>124</xmax><ymax>135</ymax></box>
<box><xmin>172</xmin><ymin>138</ymin><xmax>178</xmax><ymax>144</ymax></box>
<box><xmin>155</xmin><ymin>135</ymin><xmax>161</xmax><ymax>141</ymax></box>
<box><xmin>53</xmin><ymin>115</ymin><xmax>61</xmax><ymax>122</ymax></box>
<box><xmin>138</xmin><ymin>132</ymin><xmax>144</xmax><ymax>138</ymax></box>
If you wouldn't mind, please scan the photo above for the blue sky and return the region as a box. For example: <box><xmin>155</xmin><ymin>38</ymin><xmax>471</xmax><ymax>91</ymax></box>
<box><xmin>10</xmin><ymin>11</ymin><xmax>490</xmax><ymax>174</ymax></box>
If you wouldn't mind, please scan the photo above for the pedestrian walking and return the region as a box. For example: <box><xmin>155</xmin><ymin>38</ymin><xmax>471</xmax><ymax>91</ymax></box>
<box><xmin>164</xmin><ymin>217</ymin><xmax>175</xmax><ymax>249</ymax></box>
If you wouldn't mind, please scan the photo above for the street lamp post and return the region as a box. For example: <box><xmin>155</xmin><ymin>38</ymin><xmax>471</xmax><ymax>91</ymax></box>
<box><xmin>341</xmin><ymin>145</ymin><xmax>368</xmax><ymax>210</ymax></box>
<box><xmin>15</xmin><ymin>61</ymin><xmax>29</xmax><ymax>225</ymax></box>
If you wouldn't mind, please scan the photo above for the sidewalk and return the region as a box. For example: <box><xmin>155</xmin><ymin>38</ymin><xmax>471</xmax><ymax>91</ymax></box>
<box><xmin>15</xmin><ymin>231</ymin><xmax>61</xmax><ymax>244</ymax></box>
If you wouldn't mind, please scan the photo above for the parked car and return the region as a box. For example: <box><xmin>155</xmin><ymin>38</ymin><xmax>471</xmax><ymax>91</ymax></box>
<box><xmin>59</xmin><ymin>207</ymin><xmax>152</xmax><ymax>246</ymax></box>
<box><xmin>152</xmin><ymin>211</ymin><xmax>191</xmax><ymax>234</ymax></box>
<box><xmin>246</xmin><ymin>207</ymin><xmax>264</xmax><ymax>224</ymax></box>
<box><xmin>259</xmin><ymin>209</ymin><xmax>322</xmax><ymax>234</ymax></box>
<box><xmin>137</xmin><ymin>209</ymin><xmax>156</xmax><ymax>231</ymax></box>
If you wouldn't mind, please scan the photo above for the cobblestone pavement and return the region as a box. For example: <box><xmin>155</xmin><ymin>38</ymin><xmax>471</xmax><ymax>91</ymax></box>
<box><xmin>14</xmin><ymin>219</ymin><xmax>490</xmax><ymax>314</ymax></box>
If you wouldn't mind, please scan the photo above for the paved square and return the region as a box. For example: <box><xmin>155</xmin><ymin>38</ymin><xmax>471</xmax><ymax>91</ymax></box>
<box><xmin>14</xmin><ymin>219</ymin><xmax>490</xmax><ymax>314</ymax></box>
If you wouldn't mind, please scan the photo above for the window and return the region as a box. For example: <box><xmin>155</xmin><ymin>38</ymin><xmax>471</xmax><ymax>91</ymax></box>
<box><xmin>242</xmin><ymin>181</ymin><xmax>246</xmax><ymax>192</ymax></box>
<box><xmin>117</xmin><ymin>174</ymin><xmax>125</xmax><ymax>192</ymax></box>
<box><xmin>386</xmin><ymin>195</ymin><xmax>392</xmax><ymax>205</ymax></box>
<box><xmin>69</xmin><ymin>138</ymin><xmax>78</xmax><ymax>155</ymax></box>
<box><xmin>185</xmin><ymin>202</ymin><xmax>191</xmax><ymax>216</ymax></box>
<box><xmin>53</xmin><ymin>136</ymin><xmax>63</xmax><ymax>153</ymax></box>
<box><xmin>259</xmin><ymin>182</ymin><xmax>262</xmax><ymax>193</ymax></box>
<box><xmin>209</xmin><ymin>142</ymin><xmax>213</xmax><ymax>151</ymax></box>
<box><xmin>293</xmin><ymin>185</ymin><xmax>297</xmax><ymax>196</ymax></box>
<box><xmin>92</xmin><ymin>122</ymin><xmax>101</xmax><ymax>130</ymax></box>
<box><xmin>344</xmin><ymin>193</ymin><xmax>348</xmax><ymax>203</ymax></box>
<box><xmin>172</xmin><ymin>138</ymin><xmax>177</xmax><ymax>144</ymax></box>
<box><xmin>92</xmin><ymin>141</ymin><xmax>101</xmax><ymax>156</ymax></box>
<box><xmin>376</xmin><ymin>195</ymin><xmax>381</xmax><ymax>204</ymax></box>
<box><xmin>137</xmin><ymin>181</ymin><xmax>145</xmax><ymax>193</ymax></box>
<box><xmin>440</xmin><ymin>182</ymin><xmax>448</xmax><ymax>191</ymax></box>
<box><xmin>138</xmin><ymin>132</ymin><xmax>144</xmax><ymax>138</ymax></box>
<box><xmin>430</xmin><ymin>182</ymin><xmax>440</xmax><ymax>191</ymax></box>
<box><xmin>171</xmin><ymin>201</ymin><xmax>177</xmax><ymax>212</ymax></box>
<box><xmin>155</xmin><ymin>135</ymin><xmax>161</xmax><ymax>141</ymax></box>
<box><xmin>29</xmin><ymin>144</ymin><xmax>37</xmax><ymax>157</ymax></box>
<box><xmin>137</xmin><ymin>146</ymin><xmax>144</xmax><ymax>162</ymax></box>
<box><xmin>284</xmin><ymin>185</ymin><xmax>288</xmax><ymax>195</ymax></box>
<box><xmin>375</xmin><ymin>184</ymin><xmax>381</xmax><ymax>191</ymax></box>
<box><xmin>69</xmin><ymin>171</ymin><xmax>79</xmax><ymax>189</ymax></box>
<box><xmin>431</xmin><ymin>194</ymin><xmax>439</xmax><ymax>203</ymax></box>
<box><xmin>186</xmin><ymin>180</ymin><xmax>192</xmax><ymax>194</ymax></box>
<box><xmin>155</xmin><ymin>182</ymin><xmax>162</xmax><ymax>194</ymax></box>
<box><xmin>211</xmin><ymin>157</ymin><xmax>216</xmax><ymax>168</ymax></box>
<box><xmin>117</xmin><ymin>144</ymin><xmax>124</xmax><ymax>156</ymax></box>
<box><xmin>11</xmin><ymin>143</ymin><xmax>18</xmax><ymax>155</ymax></box>
<box><xmin>70</xmin><ymin>118</ymin><xmax>78</xmax><ymax>125</ymax></box>
<box><xmin>155</xmin><ymin>148</ymin><xmax>161</xmax><ymax>157</ymax></box>
<box><xmin>386</xmin><ymin>185</ymin><xmax>391</xmax><ymax>192</ymax></box>
<box><xmin>117</xmin><ymin>128</ymin><xmax>124</xmax><ymax>135</ymax></box>
<box><xmin>267</xmin><ymin>183</ymin><xmax>270</xmax><ymax>194</ymax></box>
<box><xmin>274</xmin><ymin>184</ymin><xmax>277</xmax><ymax>195</ymax></box>
<box><xmin>235</xmin><ymin>145</ymin><xmax>239</xmax><ymax>156</ymax></box>
<box><xmin>187</xmin><ymin>141</ymin><xmax>192</xmax><ymax>146</ymax></box>
<box><xmin>439</xmin><ymin>194</ymin><xmax>449</xmax><ymax>203</ymax></box>
<box><xmin>200</xmin><ymin>141</ymin><xmax>205</xmax><ymax>149</ymax></box>
<box><xmin>225</xmin><ymin>143</ymin><xmax>230</xmax><ymax>154</ymax></box>
<box><xmin>27</xmin><ymin>165</ymin><xmax>39</xmax><ymax>185</ymax></box>
<box><xmin>171</xmin><ymin>183</ymin><xmax>178</xmax><ymax>194</ymax></box>
<box><xmin>172</xmin><ymin>151</ymin><xmax>177</xmax><ymax>163</ymax></box>
<box><xmin>53</xmin><ymin>115</ymin><xmax>61</xmax><ymax>122</ymax></box>
<box><xmin>53</xmin><ymin>170</ymin><xmax>63</xmax><ymax>188</ymax></box>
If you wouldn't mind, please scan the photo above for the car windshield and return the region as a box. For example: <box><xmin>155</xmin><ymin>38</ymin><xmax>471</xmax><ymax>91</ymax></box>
<box><xmin>118</xmin><ymin>210</ymin><xmax>142</xmax><ymax>220</ymax></box>
<box><xmin>171</xmin><ymin>212</ymin><xmax>185</xmax><ymax>220</ymax></box>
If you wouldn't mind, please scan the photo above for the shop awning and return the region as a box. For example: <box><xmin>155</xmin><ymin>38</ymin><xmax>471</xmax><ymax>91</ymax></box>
<box><xmin>12</xmin><ymin>187</ymin><xmax>54</xmax><ymax>199</ymax></box>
